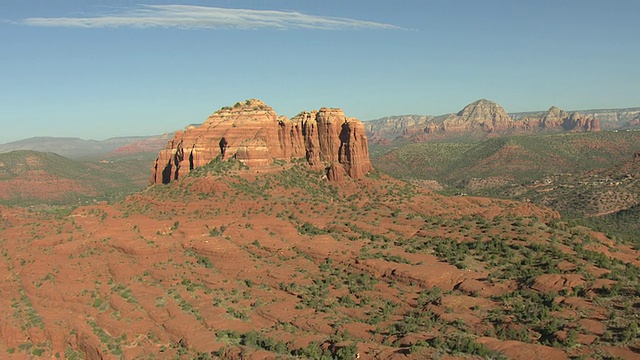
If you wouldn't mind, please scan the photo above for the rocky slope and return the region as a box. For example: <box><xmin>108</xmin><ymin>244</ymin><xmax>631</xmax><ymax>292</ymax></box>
<box><xmin>0</xmin><ymin>150</ymin><xmax>99</xmax><ymax>204</ymax></box>
<box><xmin>536</xmin><ymin>153</ymin><xmax>640</xmax><ymax>218</ymax></box>
<box><xmin>0</xmin><ymin>150</ymin><xmax>155</xmax><ymax>206</ymax></box>
<box><xmin>151</xmin><ymin>99</ymin><xmax>373</xmax><ymax>183</ymax></box>
<box><xmin>371</xmin><ymin>130</ymin><xmax>640</xmax><ymax>223</ymax></box>
<box><xmin>0</xmin><ymin>161</ymin><xmax>638</xmax><ymax>359</ymax></box>
<box><xmin>366</xmin><ymin>100</ymin><xmax>607</xmax><ymax>142</ymax></box>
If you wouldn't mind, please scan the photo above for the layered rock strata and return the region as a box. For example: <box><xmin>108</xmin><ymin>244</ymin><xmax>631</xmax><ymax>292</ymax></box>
<box><xmin>151</xmin><ymin>99</ymin><xmax>372</xmax><ymax>183</ymax></box>
<box><xmin>427</xmin><ymin>99</ymin><xmax>514</xmax><ymax>134</ymax></box>
<box><xmin>366</xmin><ymin>99</ymin><xmax>602</xmax><ymax>142</ymax></box>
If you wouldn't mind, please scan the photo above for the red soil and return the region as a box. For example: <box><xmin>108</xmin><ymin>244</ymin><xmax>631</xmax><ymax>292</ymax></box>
<box><xmin>0</xmin><ymin>168</ymin><xmax>637</xmax><ymax>359</ymax></box>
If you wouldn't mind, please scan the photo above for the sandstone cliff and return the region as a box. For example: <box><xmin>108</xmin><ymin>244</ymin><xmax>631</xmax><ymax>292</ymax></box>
<box><xmin>540</xmin><ymin>106</ymin><xmax>568</xmax><ymax>129</ymax></box>
<box><xmin>427</xmin><ymin>99</ymin><xmax>514</xmax><ymax>135</ymax></box>
<box><xmin>564</xmin><ymin>112</ymin><xmax>600</xmax><ymax>131</ymax></box>
<box><xmin>366</xmin><ymin>100</ymin><xmax>603</xmax><ymax>142</ymax></box>
<box><xmin>522</xmin><ymin>107</ymin><xmax>601</xmax><ymax>132</ymax></box>
<box><xmin>151</xmin><ymin>99</ymin><xmax>372</xmax><ymax>183</ymax></box>
<box><xmin>363</xmin><ymin>114</ymin><xmax>433</xmax><ymax>138</ymax></box>
<box><xmin>576</xmin><ymin>107</ymin><xmax>640</xmax><ymax>129</ymax></box>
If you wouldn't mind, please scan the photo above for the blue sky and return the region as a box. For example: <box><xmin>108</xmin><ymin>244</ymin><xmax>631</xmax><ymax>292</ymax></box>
<box><xmin>1</xmin><ymin>0</ymin><xmax>639</xmax><ymax>143</ymax></box>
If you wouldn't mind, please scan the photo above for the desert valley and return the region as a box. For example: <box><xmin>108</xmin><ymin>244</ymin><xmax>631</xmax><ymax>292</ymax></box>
<box><xmin>0</xmin><ymin>99</ymin><xmax>638</xmax><ymax>360</ymax></box>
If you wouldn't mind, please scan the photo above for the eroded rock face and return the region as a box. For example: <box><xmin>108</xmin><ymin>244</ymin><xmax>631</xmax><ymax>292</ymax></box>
<box><xmin>425</xmin><ymin>99</ymin><xmax>516</xmax><ymax>135</ymax></box>
<box><xmin>524</xmin><ymin>107</ymin><xmax>601</xmax><ymax>132</ymax></box>
<box><xmin>422</xmin><ymin>102</ymin><xmax>602</xmax><ymax>138</ymax></box>
<box><xmin>364</xmin><ymin>115</ymin><xmax>433</xmax><ymax>139</ymax></box>
<box><xmin>540</xmin><ymin>106</ymin><xmax>569</xmax><ymax>129</ymax></box>
<box><xmin>366</xmin><ymin>100</ymin><xmax>603</xmax><ymax>142</ymax></box>
<box><xmin>565</xmin><ymin>113</ymin><xmax>600</xmax><ymax>131</ymax></box>
<box><xmin>151</xmin><ymin>99</ymin><xmax>373</xmax><ymax>183</ymax></box>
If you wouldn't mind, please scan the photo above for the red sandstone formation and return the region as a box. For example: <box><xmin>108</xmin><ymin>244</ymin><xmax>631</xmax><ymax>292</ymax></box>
<box><xmin>151</xmin><ymin>99</ymin><xmax>372</xmax><ymax>183</ymax></box>
<box><xmin>524</xmin><ymin>107</ymin><xmax>601</xmax><ymax>132</ymax></box>
<box><xmin>425</xmin><ymin>99</ymin><xmax>515</xmax><ymax>135</ymax></box>
<box><xmin>565</xmin><ymin>112</ymin><xmax>600</xmax><ymax>131</ymax></box>
<box><xmin>524</xmin><ymin>106</ymin><xmax>600</xmax><ymax>132</ymax></box>
<box><xmin>426</xmin><ymin>101</ymin><xmax>601</xmax><ymax>136</ymax></box>
<box><xmin>366</xmin><ymin>101</ymin><xmax>603</xmax><ymax>143</ymax></box>
<box><xmin>540</xmin><ymin>106</ymin><xmax>568</xmax><ymax>128</ymax></box>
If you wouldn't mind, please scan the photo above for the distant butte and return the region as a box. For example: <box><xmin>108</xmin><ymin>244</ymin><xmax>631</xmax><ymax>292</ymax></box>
<box><xmin>151</xmin><ymin>99</ymin><xmax>373</xmax><ymax>183</ymax></box>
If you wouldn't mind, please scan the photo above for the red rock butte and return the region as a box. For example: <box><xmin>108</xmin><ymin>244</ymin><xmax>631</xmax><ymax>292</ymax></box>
<box><xmin>151</xmin><ymin>99</ymin><xmax>373</xmax><ymax>183</ymax></box>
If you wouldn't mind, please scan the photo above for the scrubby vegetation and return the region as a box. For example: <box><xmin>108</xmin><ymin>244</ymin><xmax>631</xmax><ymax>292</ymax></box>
<box><xmin>0</xmin><ymin>150</ymin><xmax>154</xmax><ymax>206</ymax></box>
<box><xmin>373</xmin><ymin>131</ymin><xmax>640</xmax><ymax>183</ymax></box>
<box><xmin>1</xmin><ymin>135</ymin><xmax>639</xmax><ymax>358</ymax></box>
<box><xmin>372</xmin><ymin>130</ymin><xmax>640</xmax><ymax>240</ymax></box>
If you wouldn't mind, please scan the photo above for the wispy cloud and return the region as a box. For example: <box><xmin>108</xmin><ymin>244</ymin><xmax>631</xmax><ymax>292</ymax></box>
<box><xmin>17</xmin><ymin>5</ymin><xmax>402</xmax><ymax>30</ymax></box>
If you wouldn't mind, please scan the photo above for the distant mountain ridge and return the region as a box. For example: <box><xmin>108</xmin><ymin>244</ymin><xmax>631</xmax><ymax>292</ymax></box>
<box><xmin>0</xmin><ymin>150</ymin><xmax>105</xmax><ymax>204</ymax></box>
<box><xmin>366</xmin><ymin>100</ymin><xmax>640</xmax><ymax>142</ymax></box>
<box><xmin>0</xmin><ymin>149</ymin><xmax>155</xmax><ymax>205</ymax></box>
<box><xmin>512</xmin><ymin>106</ymin><xmax>640</xmax><ymax>128</ymax></box>
<box><xmin>0</xmin><ymin>135</ymin><xmax>172</xmax><ymax>160</ymax></box>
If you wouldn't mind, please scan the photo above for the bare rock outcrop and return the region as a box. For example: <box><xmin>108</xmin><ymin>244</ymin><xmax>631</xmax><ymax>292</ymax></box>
<box><xmin>540</xmin><ymin>106</ymin><xmax>568</xmax><ymax>129</ymax></box>
<box><xmin>326</xmin><ymin>162</ymin><xmax>347</xmax><ymax>182</ymax></box>
<box><xmin>429</xmin><ymin>101</ymin><xmax>601</xmax><ymax>136</ymax></box>
<box><xmin>151</xmin><ymin>99</ymin><xmax>372</xmax><ymax>183</ymax></box>
<box><xmin>366</xmin><ymin>100</ymin><xmax>603</xmax><ymax>142</ymax></box>
<box><xmin>424</xmin><ymin>99</ymin><xmax>515</xmax><ymax>135</ymax></box>
<box><xmin>523</xmin><ymin>107</ymin><xmax>601</xmax><ymax>132</ymax></box>
<box><xmin>364</xmin><ymin>114</ymin><xmax>433</xmax><ymax>141</ymax></box>
<box><xmin>564</xmin><ymin>112</ymin><xmax>600</xmax><ymax>131</ymax></box>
